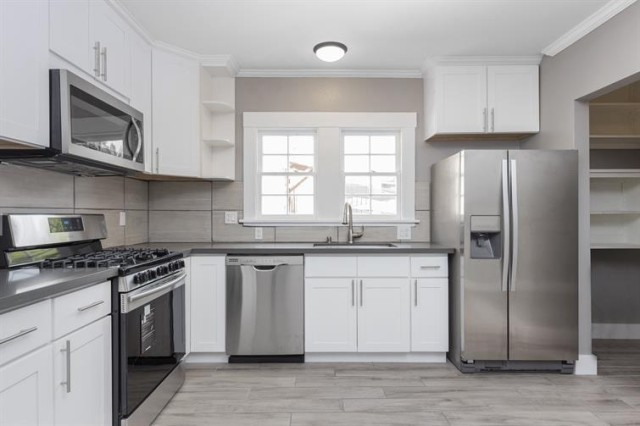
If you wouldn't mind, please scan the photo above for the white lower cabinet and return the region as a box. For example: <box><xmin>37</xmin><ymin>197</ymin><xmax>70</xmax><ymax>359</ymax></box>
<box><xmin>53</xmin><ymin>316</ymin><xmax>111</xmax><ymax>426</ymax></box>
<box><xmin>411</xmin><ymin>278</ymin><xmax>448</xmax><ymax>352</ymax></box>
<box><xmin>0</xmin><ymin>346</ymin><xmax>53</xmax><ymax>426</ymax></box>
<box><xmin>358</xmin><ymin>278</ymin><xmax>411</xmax><ymax>352</ymax></box>
<box><xmin>190</xmin><ymin>256</ymin><xmax>226</xmax><ymax>352</ymax></box>
<box><xmin>305</xmin><ymin>255</ymin><xmax>449</xmax><ymax>357</ymax></box>
<box><xmin>305</xmin><ymin>278</ymin><xmax>357</xmax><ymax>352</ymax></box>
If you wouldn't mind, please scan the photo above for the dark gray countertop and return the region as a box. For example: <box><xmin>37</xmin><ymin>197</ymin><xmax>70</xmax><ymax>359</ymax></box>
<box><xmin>0</xmin><ymin>267</ymin><xmax>118</xmax><ymax>315</ymax></box>
<box><xmin>128</xmin><ymin>242</ymin><xmax>455</xmax><ymax>256</ymax></box>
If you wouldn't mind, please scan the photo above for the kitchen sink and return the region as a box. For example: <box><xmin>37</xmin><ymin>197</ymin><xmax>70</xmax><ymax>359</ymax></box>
<box><xmin>313</xmin><ymin>242</ymin><xmax>397</xmax><ymax>248</ymax></box>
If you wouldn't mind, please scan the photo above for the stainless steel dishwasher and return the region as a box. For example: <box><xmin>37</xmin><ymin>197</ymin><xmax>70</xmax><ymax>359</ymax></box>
<box><xmin>226</xmin><ymin>256</ymin><xmax>304</xmax><ymax>362</ymax></box>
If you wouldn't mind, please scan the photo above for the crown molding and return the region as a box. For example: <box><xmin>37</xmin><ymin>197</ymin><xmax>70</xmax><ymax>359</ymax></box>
<box><xmin>201</xmin><ymin>55</ymin><xmax>240</xmax><ymax>77</ymax></box>
<box><xmin>236</xmin><ymin>69</ymin><xmax>422</xmax><ymax>78</ymax></box>
<box><xmin>542</xmin><ymin>0</ymin><xmax>637</xmax><ymax>56</ymax></box>
<box><xmin>107</xmin><ymin>0</ymin><xmax>154</xmax><ymax>45</ymax></box>
<box><xmin>421</xmin><ymin>55</ymin><xmax>542</xmax><ymax>72</ymax></box>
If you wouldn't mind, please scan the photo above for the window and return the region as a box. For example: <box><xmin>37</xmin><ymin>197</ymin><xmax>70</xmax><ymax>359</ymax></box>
<box><xmin>344</xmin><ymin>133</ymin><xmax>399</xmax><ymax>216</ymax></box>
<box><xmin>243</xmin><ymin>112</ymin><xmax>416</xmax><ymax>225</ymax></box>
<box><xmin>259</xmin><ymin>132</ymin><xmax>315</xmax><ymax>216</ymax></box>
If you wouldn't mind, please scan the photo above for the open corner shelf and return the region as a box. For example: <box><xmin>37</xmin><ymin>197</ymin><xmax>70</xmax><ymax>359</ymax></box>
<box><xmin>202</xmin><ymin>101</ymin><xmax>235</xmax><ymax>113</ymax></box>
<box><xmin>202</xmin><ymin>138</ymin><xmax>234</xmax><ymax>148</ymax></box>
<box><xmin>590</xmin><ymin>169</ymin><xmax>640</xmax><ymax>178</ymax></box>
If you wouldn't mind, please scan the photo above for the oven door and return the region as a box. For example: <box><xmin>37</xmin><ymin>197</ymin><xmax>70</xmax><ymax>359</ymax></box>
<box><xmin>119</xmin><ymin>272</ymin><xmax>186</xmax><ymax>418</ymax></box>
<box><xmin>52</xmin><ymin>69</ymin><xmax>145</xmax><ymax>172</ymax></box>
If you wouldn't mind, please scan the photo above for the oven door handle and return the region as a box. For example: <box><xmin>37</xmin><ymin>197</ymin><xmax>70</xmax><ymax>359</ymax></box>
<box><xmin>122</xmin><ymin>272</ymin><xmax>186</xmax><ymax>313</ymax></box>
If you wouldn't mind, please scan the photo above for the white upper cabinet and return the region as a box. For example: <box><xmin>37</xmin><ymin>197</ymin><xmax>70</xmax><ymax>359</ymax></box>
<box><xmin>0</xmin><ymin>0</ymin><xmax>49</xmax><ymax>147</ymax></box>
<box><xmin>89</xmin><ymin>0</ymin><xmax>130</xmax><ymax>96</ymax></box>
<box><xmin>152</xmin><ymin>48</ymin><xmax>200</xmax><ymax>177</ymax></box>
<box><xmin>435</xmin><ymin>66</ymin><xmax>487</xmax><ymax>134</ymax></box>
<box><xmin>49</xmin><ymin>0</ymin><xmax>130</xmax><ymax>97</ymax></box>
<box><xmin>49</xmin><ymin>0</ymin><xmax>90</xmax><ymax>72</ymax></box>
<box><xmin>487</xmin><ymin>65</ymin><xmax>539</xmax><ymax>133</ymax></box>
<box><xmin>425</xmin><ymin>61</ymin><xmax>539</xmax><ymax>140</ymax></box>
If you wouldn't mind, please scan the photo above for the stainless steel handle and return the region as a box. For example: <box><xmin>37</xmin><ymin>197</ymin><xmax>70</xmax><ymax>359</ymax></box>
<box><xmin>155</xmin><ymin>147</ymin><xmax>160</xmax><ymax>173</ymax></box>
<box><xmin>359</xmin><ymin>280</ymin><xmax>363</xmax><ymax>307</ymax></box>
<box><xmin>501</xmin><ymin>159</ymin><xmax>511</xmax><ymax>292</ymax></box>
<box><xmin>420</xmin><ymin>265</ymin><xmax>440</xmax><ymax>270</ymax></box>
<box><xmin>491</xmin><ymin>108</ymin><xmax>495</xmax><ymax>132</ymax></box>
<box><xmin>131</xmin><ymin>119</ymin><xmax>142</xmax><ymax>162</ymax></box>
<box><xmin>60</xmin><ymin>340</ymin><xmax>71</xmax><ymax>393</ymax></box>
<box><xmin>510</xmin><ymin>159</ymin><xmax>519</xmax><ymax>292</ymax></box>
<box><xmin>0</xmin><ymin>326</ymin><xmax>37</xmax><ymax>345</ymax></box>
<box><xmin>414</xmin><ymin>279</ymin><xmax>418</xmax><ymax>306</ymax></box>
<box><xmin>100</xmin><ymin>47</ymin><xmax>107</xmax><ymax>81</ymax></box>
<box><xmin>129</xmin><ymin>272</ymin><xmax>187</xmax><ymax>303</ymax></box>
<box><xmin>77</xmin><ymin>300</ymin><xmax>104</xmax><ymax>312</ymax></box>
<box><xmin>483</xmin><ymin>107</ymin><xmax>488</xmax><ymax>132</ymax></box>
<box><xmin>351</xmin><ymin>279</ymin><xmax>355</xmax><ymax>306</ymax></box>
<box><xmin>93</xmin><ymin>42</ymin><xmax>101</xmax><ymax>77</ymax></box>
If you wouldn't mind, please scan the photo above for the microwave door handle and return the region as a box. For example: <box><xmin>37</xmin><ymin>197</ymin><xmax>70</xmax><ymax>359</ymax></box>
<box><xmin>131</xmin><ymin>119</ymin><xmax>142</xmax><ymax>162</ymax></box>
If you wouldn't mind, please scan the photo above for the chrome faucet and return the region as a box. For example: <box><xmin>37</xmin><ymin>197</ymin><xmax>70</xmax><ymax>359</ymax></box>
<box><xmin>342</xmin><ymin>202</ymin><xmax>364</xmax><ymax>244</ymax></box>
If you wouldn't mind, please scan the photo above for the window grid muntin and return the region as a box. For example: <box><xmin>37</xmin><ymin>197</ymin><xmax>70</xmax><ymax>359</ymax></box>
<box><xmin>259</xmin><ymin>131</ymin><xmax>316</xmax><ymax>216</ymax></box>
<box><xmin>343</xmin><ymin>132</ymin><xmax>400</xmax><ymax>216</ymax></box>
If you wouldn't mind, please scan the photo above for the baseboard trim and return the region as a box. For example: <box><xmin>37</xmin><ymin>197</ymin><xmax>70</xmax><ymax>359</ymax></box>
<box><xmin>184</xmin><ymin>353</ymin><xmax>228</xmax><ymax>364</ymax></box>
<box><xmin>305</xmin><ymin>352</ymin><xmax>447</xmax><ymax>363</ymax></box>
<box><xmin>574</xmin><ymin>354</ymin><xmax>598</xmax><ymax>375</ymax></box>
<box><xmin>592</xmin><ymin>323</ymin><xmax>640</xmax><ymax>339</ymax></box>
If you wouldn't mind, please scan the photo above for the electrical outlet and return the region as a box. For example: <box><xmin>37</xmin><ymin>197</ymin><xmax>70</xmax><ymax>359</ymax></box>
<box><xmin>119</xmin><ymin>211</ymin><xmax>126</xmax><ymax>227</ymax></box>
<box><xmin>254</xmin><ymin>227</ymin><xmax>263</xmax><ymax>240</ymax></box>
<box><xmin>397</xmin><ymin>225</ymin><xmax>411</xmax><ymax>240</ymax></box>
<box><xmin>224</xmin><ymin>211</ymin><xmax>238</xmax><ymax>224</ymax></box>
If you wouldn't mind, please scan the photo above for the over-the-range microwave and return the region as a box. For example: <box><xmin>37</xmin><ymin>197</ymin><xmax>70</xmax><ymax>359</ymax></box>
<box><xmin>0</xmin><ymin>69</ymin><xmax>144</xmax><ymax>176</ymax></box>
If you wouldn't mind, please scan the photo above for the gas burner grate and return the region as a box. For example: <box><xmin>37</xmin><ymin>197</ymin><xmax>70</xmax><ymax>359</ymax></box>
<box><xmin>40</xmin><ymin>248</ymin><xmax>173</xmax><ymax>269</ymax></box>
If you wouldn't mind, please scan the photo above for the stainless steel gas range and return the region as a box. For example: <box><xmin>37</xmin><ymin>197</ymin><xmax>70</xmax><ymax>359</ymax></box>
<box><xmin>0</xmin><ymin>214</ymin><xmax>186</xmax><ymax>426</ymax></box>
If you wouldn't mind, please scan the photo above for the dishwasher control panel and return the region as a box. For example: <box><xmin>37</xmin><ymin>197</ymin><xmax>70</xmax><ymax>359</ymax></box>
<box><xmin>226</xmin><ymin>256</ymin><xmax>303</xmax><ymax>266</ymax></box>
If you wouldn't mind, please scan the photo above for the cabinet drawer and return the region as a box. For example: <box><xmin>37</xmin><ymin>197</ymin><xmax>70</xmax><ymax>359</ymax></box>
<box><xmin>357</xmin><ymin>256</ymin><xmax>409</xmax><ymax>277</ymax></box>
<box><xmin>411</xmin><ymin>256</ymin><xmax>448</xmax><ymax>277</ymax></box>
<box><xmin>53</xmin><ymin>281</ymin><xmax>111</xmax><ymax>339</ymax></box>
<box><xmin>305</xmin><ymin>256</ymin><xmax>357</xmax><ymax>277</ymax></box>
<box><xmin>0</xmin><ymin>300</ymin><xmax>52</xmax><ymax>366</ymax></box>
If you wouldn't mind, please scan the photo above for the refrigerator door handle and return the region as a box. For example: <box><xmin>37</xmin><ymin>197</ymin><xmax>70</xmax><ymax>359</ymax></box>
<box><xmin>501</xmin><ymin>159</ymin><xmax>511</xmax><ymax>292</ymax></box>
<box><xmin>509</xmin><ymin>159</ymin><xmax>519</xmax><ymax>292</ymax></box>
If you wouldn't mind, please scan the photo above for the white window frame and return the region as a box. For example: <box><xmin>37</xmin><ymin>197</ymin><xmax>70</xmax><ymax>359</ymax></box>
<box><xmin>243</xmin><ymin>112</ymin><xmax>416</xmax><ymax>226</ymax></box>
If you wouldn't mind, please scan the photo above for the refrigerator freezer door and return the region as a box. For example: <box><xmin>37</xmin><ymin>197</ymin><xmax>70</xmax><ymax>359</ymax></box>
<box><xmin>461</xmin><ymin>150</ymin><xmax>509</xmax><ymax>361</ymax></box>
<box><xmin>507</xmin><ymin>150</ymin><xmax>578</xmax><ymax>361</ymax></box>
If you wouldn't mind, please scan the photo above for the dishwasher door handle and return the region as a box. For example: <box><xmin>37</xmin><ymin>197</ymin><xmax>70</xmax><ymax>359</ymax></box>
<box><xmin>251</xmin><ymin>265</ymin><xmax>281</xmax><ymax>271</ymax></box>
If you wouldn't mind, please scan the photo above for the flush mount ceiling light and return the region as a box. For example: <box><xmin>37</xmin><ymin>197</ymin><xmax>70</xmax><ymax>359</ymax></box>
<box><xmin>313</xmin><ymin>41</ymin><xmax>347</xmax><ymax>63</ymax></box>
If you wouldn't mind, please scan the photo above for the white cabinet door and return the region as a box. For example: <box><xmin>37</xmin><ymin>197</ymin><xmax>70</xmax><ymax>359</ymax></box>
<box><xmin>129</xmin><ymin>32</ymin><xmax>153</xmax><ymax>172</ymax></box>
<box><xmin>152</xmin><ymin>48</ymin><xmax>200</xmax><ymax>177</ymax></box>
<box><xmin>488</xmin><ymin>65</ymin><xmax>539</xmax><ymax>133</ymax></box>
<box><xmin>357</xmin><ymin>278</ymin><xmax>410</xmax><ymax>352</ymax></box>
<box><xmin>0</xmin><ymin>346</ymin><xmax>53</xmax><ymax>426</ymax></box>
<box><xmin>305</xmin><ymin>278</ymin><xmax>358</xmax><ymax>353</ymax></box>
<box><xmin>49</xmin><ymin>0</ymin><xmax>90</xmax><ymax>73</ymax></box>
<box><xmin>436</xmin><ymin>66</ymin><xmax>487</xmax><ymax>134</ymax></box>
<box><xmin>0</xmin><ymin>0</ymin><xmax>49</xmax><ymax>147</ymax></box>
<box><xmin>190</xmin><ymin>256</ymin><xmax>225</xmax><ymax>352</ymax></box>
<box><xmin>89</xmin><ymin>0</ymin><xmax>129</xmax><ymax>96</ymax></box>
<box><xmin>411</xmin><ymin>278</ymin><xmax>448</xmax><ymax>352</ymax></box>
<box><xmin>53</xmin><ymin>317</ymin><xmax>111</xmax><ymax>426</ymax></box>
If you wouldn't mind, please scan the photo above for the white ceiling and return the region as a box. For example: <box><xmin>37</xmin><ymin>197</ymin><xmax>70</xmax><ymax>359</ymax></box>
<box><xmin>118</xmin><ymin>0</ymin><xmax>611</xmax><ymax>73</ymax></box>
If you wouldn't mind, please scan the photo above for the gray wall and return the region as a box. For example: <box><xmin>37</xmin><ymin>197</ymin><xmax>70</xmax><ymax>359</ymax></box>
<box><xmin>148</xmin><ymin>77</ymin><xmax>519</xmax><ymax>243</ymax></box>
<box><xmin>0</xmin><ymin>164</ymin><xmax>148</xmax><ymax>247</ymax></box>
<box><xmin>527</xmin><ymin>3</ymin><xmax>640</xmax><ymax>352</ymax></box>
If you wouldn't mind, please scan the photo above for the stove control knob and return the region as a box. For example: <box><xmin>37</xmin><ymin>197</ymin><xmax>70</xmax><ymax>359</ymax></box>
<box><xmin>149</xmin><ymin>270</ymin><xmax>157</xmax><ymax>279</ymax></box>
<box><xmin>133</xmin><ymin>274</ymin><xmax>140</xmax><ymax>284</ymax></box>
<box><xmin>178</xmin><ymin>260</ymin><xmax>185</xmax><ymax>268</ymax></box>
<box><xmin>156</xmin><ymin>266</ymin><xmax>163</xmax><ymax>276</ymax></box>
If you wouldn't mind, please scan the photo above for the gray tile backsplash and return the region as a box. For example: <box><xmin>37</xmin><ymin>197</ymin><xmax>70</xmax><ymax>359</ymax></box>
<box><xmin>275</xmin><ymin>226</ymin><xmax>337</xmax><ymax>243</ymax></box>
<box><xmin>212</xmin><ymin>182</ymin><xmax>244</xmax><ymax>210</ymax></box>
<box><xmin>149</xmin><ymin>210</ymin><xmax>212</xmax><ymax>242</ymax></box>
<box><xmin>212</xmin><ymin>211</ymin><xmax>275</xmax><ymax>242</ymax></box>
<box><xmin>149</xmin><ymin>182</ymin><xmax>212</xmax><ymax>211</ymax></box>
<box><xmin>0</xmin><ymin>166</ymin><xmax>148</xmax><ymax>248</ymax></box>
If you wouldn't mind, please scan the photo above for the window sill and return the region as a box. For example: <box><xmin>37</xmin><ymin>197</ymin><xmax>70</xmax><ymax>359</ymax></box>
<box><xmin>240</xmin><ymin>219</ymin><xmax>419</xmax><ymax>227</ymax></box>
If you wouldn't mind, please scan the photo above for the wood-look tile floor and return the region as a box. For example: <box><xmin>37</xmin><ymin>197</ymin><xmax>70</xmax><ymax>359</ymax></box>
<box><xmin>152</xmin><ymin>341</ymin><xmax>640</xmax><ymax>426</ymax></box>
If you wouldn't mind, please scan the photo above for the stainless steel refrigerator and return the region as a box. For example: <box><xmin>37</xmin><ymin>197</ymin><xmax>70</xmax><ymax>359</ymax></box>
<box><xmin>431</xmin><ymin>150</ymin><xmax>578</xmax><ymax>373</ymax></box>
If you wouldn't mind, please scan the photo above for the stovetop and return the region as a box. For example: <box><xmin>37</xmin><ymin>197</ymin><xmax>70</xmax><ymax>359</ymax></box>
<box><xmin>40</xmin><ymin>247</ymin><xmax>181</xmax><ymax>275</ymax></box>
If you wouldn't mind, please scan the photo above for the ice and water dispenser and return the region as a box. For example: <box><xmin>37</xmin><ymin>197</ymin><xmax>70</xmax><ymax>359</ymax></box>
<box><xmin>470</xmin><ymin>216</ymin><xmax>502</xmax><ymax>259</ymax></box>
